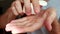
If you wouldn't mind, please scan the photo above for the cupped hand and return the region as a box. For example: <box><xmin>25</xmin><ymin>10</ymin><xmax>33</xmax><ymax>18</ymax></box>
<box><xmin>5</xmin><ymin>8</ymin><xmax>56</xmax><ymax>34</ymax></box>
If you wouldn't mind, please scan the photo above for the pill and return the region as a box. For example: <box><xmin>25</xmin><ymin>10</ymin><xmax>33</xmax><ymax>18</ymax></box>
<box><xmin>39</xmin><ymin>0</ymin><xmax>47</xmax><ymax>6</ymax></box>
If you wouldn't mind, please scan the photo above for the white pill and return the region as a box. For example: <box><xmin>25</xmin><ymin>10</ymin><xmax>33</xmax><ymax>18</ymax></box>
<box><xmin>31</xmin><ymin>3</ymin><xmax>35</xmax><ymax>14</ymax></box>
<box><xmin>39</xmin><ymin>0</ymin><xmax>47</xmax><ymax>6</ymax></box>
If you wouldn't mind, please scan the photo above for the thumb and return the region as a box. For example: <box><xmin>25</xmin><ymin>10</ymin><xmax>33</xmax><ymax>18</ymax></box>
<box><xmin>44</xmin><ymin>8</ymin><xmax>56</xmax><ymax>31</ymax></box>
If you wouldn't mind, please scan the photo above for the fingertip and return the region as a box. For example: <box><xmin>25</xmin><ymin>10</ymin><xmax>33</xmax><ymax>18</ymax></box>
<box><xmin>24</xmin><ymin>0</ymin><xmax>31</xmax><ymax>15</ymax></box>
<box><xmin>26</xmin><ymin>10</ymin><xmax>31</xmax><ymax>16</ymax></box>
<box><xmin>34</xmin><ymin>9</ymin><xmax>40</xmax><ymax>14</ymax></box>
<box><xmin>5</xmin><ymin>24</ymin><xmax>12</xmax><ymax>31</ymax></box>
<box><xmin>46</xmin><ymin>24</ymin><xmax>52</xmax><ymax>31</ymax></box>
<box><xmin>44</xmin><ymin>22</ymin><xmax>52</xmax><ymax>31</ymax></box>
<box><xmin>26</xmin><ymin>13</ymin><xmax>31</xmax><ymax>15</ymax></box>
<box><xmin>11</xmin><ymin>27</ymin><xmax>25</xmax><ymax>34</ymax></box>
<box><xmin>25</xmin><ymin>6</ymin><xmax>32</xmax><ymax>15</ymax></box>
<box><xmin>12</xmin><ymin>6</ymin><xmax>19</xmax><ymax>16</ymax></box>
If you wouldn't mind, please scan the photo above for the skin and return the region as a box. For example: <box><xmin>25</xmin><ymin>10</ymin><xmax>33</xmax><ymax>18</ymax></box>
<box><xmin>20</xmin><ymin>0</ymin><xmax>40</xmax><ymax>14</ymax></box>
<box><xmin>49</xmin><ymin>18</ymin><xmax>60</xmax><ymax>34</ymax></box>
<box><xmin>0</xmin><ymin>0</ymin><xmax>40</xmax><ymax>28</ymax></box>
<box><xmin>0</xmin><ymin>0</ymin><xmax>60</xmax><ymax>34</ymax></box>
<box><xmin>5</xmin><ymin>0</ymin><xmax>57</xmax><ymax>34</ymax></box>
<box><xmin>0</xmin><ymin>8</ymin><xmax>16</xmax><ymax>28</ymax></box>
<box><xmin>11</xmin><ymin>0</ymin><xmax>40</xmax><ymax>15</ymax></box>
<box><xmin>5</xmin><ymin>7</ymin><xmax>56</xmax><ymax>34</ymax></box>
<box><xmin>6</xmin><ymin>7</ymin><xmax>60</xmax><ymax>34</ymax></box>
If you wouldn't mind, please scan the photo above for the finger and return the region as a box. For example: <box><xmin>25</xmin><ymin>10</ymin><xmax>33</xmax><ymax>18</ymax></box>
<box><xmin>22</xmin><ymin>8</ymin><xmax>52</xmax><ymax>32</ymax></box>
<box><xmin>7</xmin><ymin>10</ymin><xmax>48</xmax><ymax>33</ymax></box>
<box><xmin>11</xmin><ymin>26</ymin><xmax>25</xmax><ymax>34</ymax></box>
<box><xmin>25</xmin><ymin>19</ymin><xmax>35</xmax><ymax>27</ymax></box>
<box><xmin>24</xmin><ymin>0</ymin><xmax>31</xmax><ymax>15</ymax></box>
<box><xmin>25</xmin><ymin>17</ymin><xmax>36</xmax><ymax>27</ymax></box>
<box><xmin>32</xmin><ymin>0</ymin><xmax>40</xmax><ymax>14</ymax></box>
<box><xmin>44</xmin><ymin>8</ymin><xmax>56</xmax><ymax>31</ymax></box>
<box><xmin>10</xmin><ymin>16</ymin><xmax>35</xmax><ymax>24</ymax></box>
<box><xmin>6</xmin><ymin>15</ymin><xmax>35</xmax><ymax>27</ymax></box>
<box><xmin>21</xmin><ymin>10</ymin><xmax>48</xmax><ymax>32</ymax></box>
<box><xmin>10</xmin><ymin>17</ymin><xmax>29</xmax><ymax>23</ymax></box>
<box><xmin>25</xmin><ymin>10</ymin><xmax>45</xmax><ymax>27</ymax></box>
<box><xmin>50</xmin><ymin>18</ymin><xmax>60</xmax><ymax>34</ymax></box>
<box><xmin>5</xmin><ymin>16</ymin><xmax>35</xmax><ymax>31</ymax></box>
<box><xmin>11</xmin><ymin>1</ymin><xmax>19</xmax><ymax>16</ymax></box>
<box><xmin>8</xmin><ymin>18</ymin><xmax>32</xmax><ymax>26</ymax></box>
<box><xmin>5</xmin><ymin>17</ymin><xmax>29</xmax><ymax>31</ymax></box>
<box><xmin>6</xmin><ymin>10</ymin><xmax>47</xmax><ymax>33</ymax></box>
<box><xmin>14</xmin><ymin>0</ymin><xmax>23</xmax><ymax>14</ymax></box>
<box><xmin>23</xmin><ymin>5</ymin><xmax>35</xmax><ymax>14</ymax></box>
<box><xmin>19</xmin><ymin>10</ymin><xmax>47</xmax><ymax>32</ymax></box>
<box><xmin>6</xmin><ymin>20</ymin><xmax>32</xmax><ymax>33</ymax></box>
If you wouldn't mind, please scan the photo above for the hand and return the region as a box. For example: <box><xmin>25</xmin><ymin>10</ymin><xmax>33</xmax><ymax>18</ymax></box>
<box><xmin>8</xmin><ymin>0</ymin><xmax>40</xmax><ymax>16</ymax></box>
<box><xmin>49</xmin><ymin>18</ymin><xmax>60</xmax><ymax>34</ymax></box>
<box><xmin>5</xmin><ymin>8</ymin><xmax>56</xmax><ymax>34</ymax></box>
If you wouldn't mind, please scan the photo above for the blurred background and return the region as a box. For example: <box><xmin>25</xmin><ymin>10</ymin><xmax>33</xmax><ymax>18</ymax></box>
<box><xmin>0</xmin><ymin>0</ymin><xmax>14</xmax><ymax>15</ymax></box>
